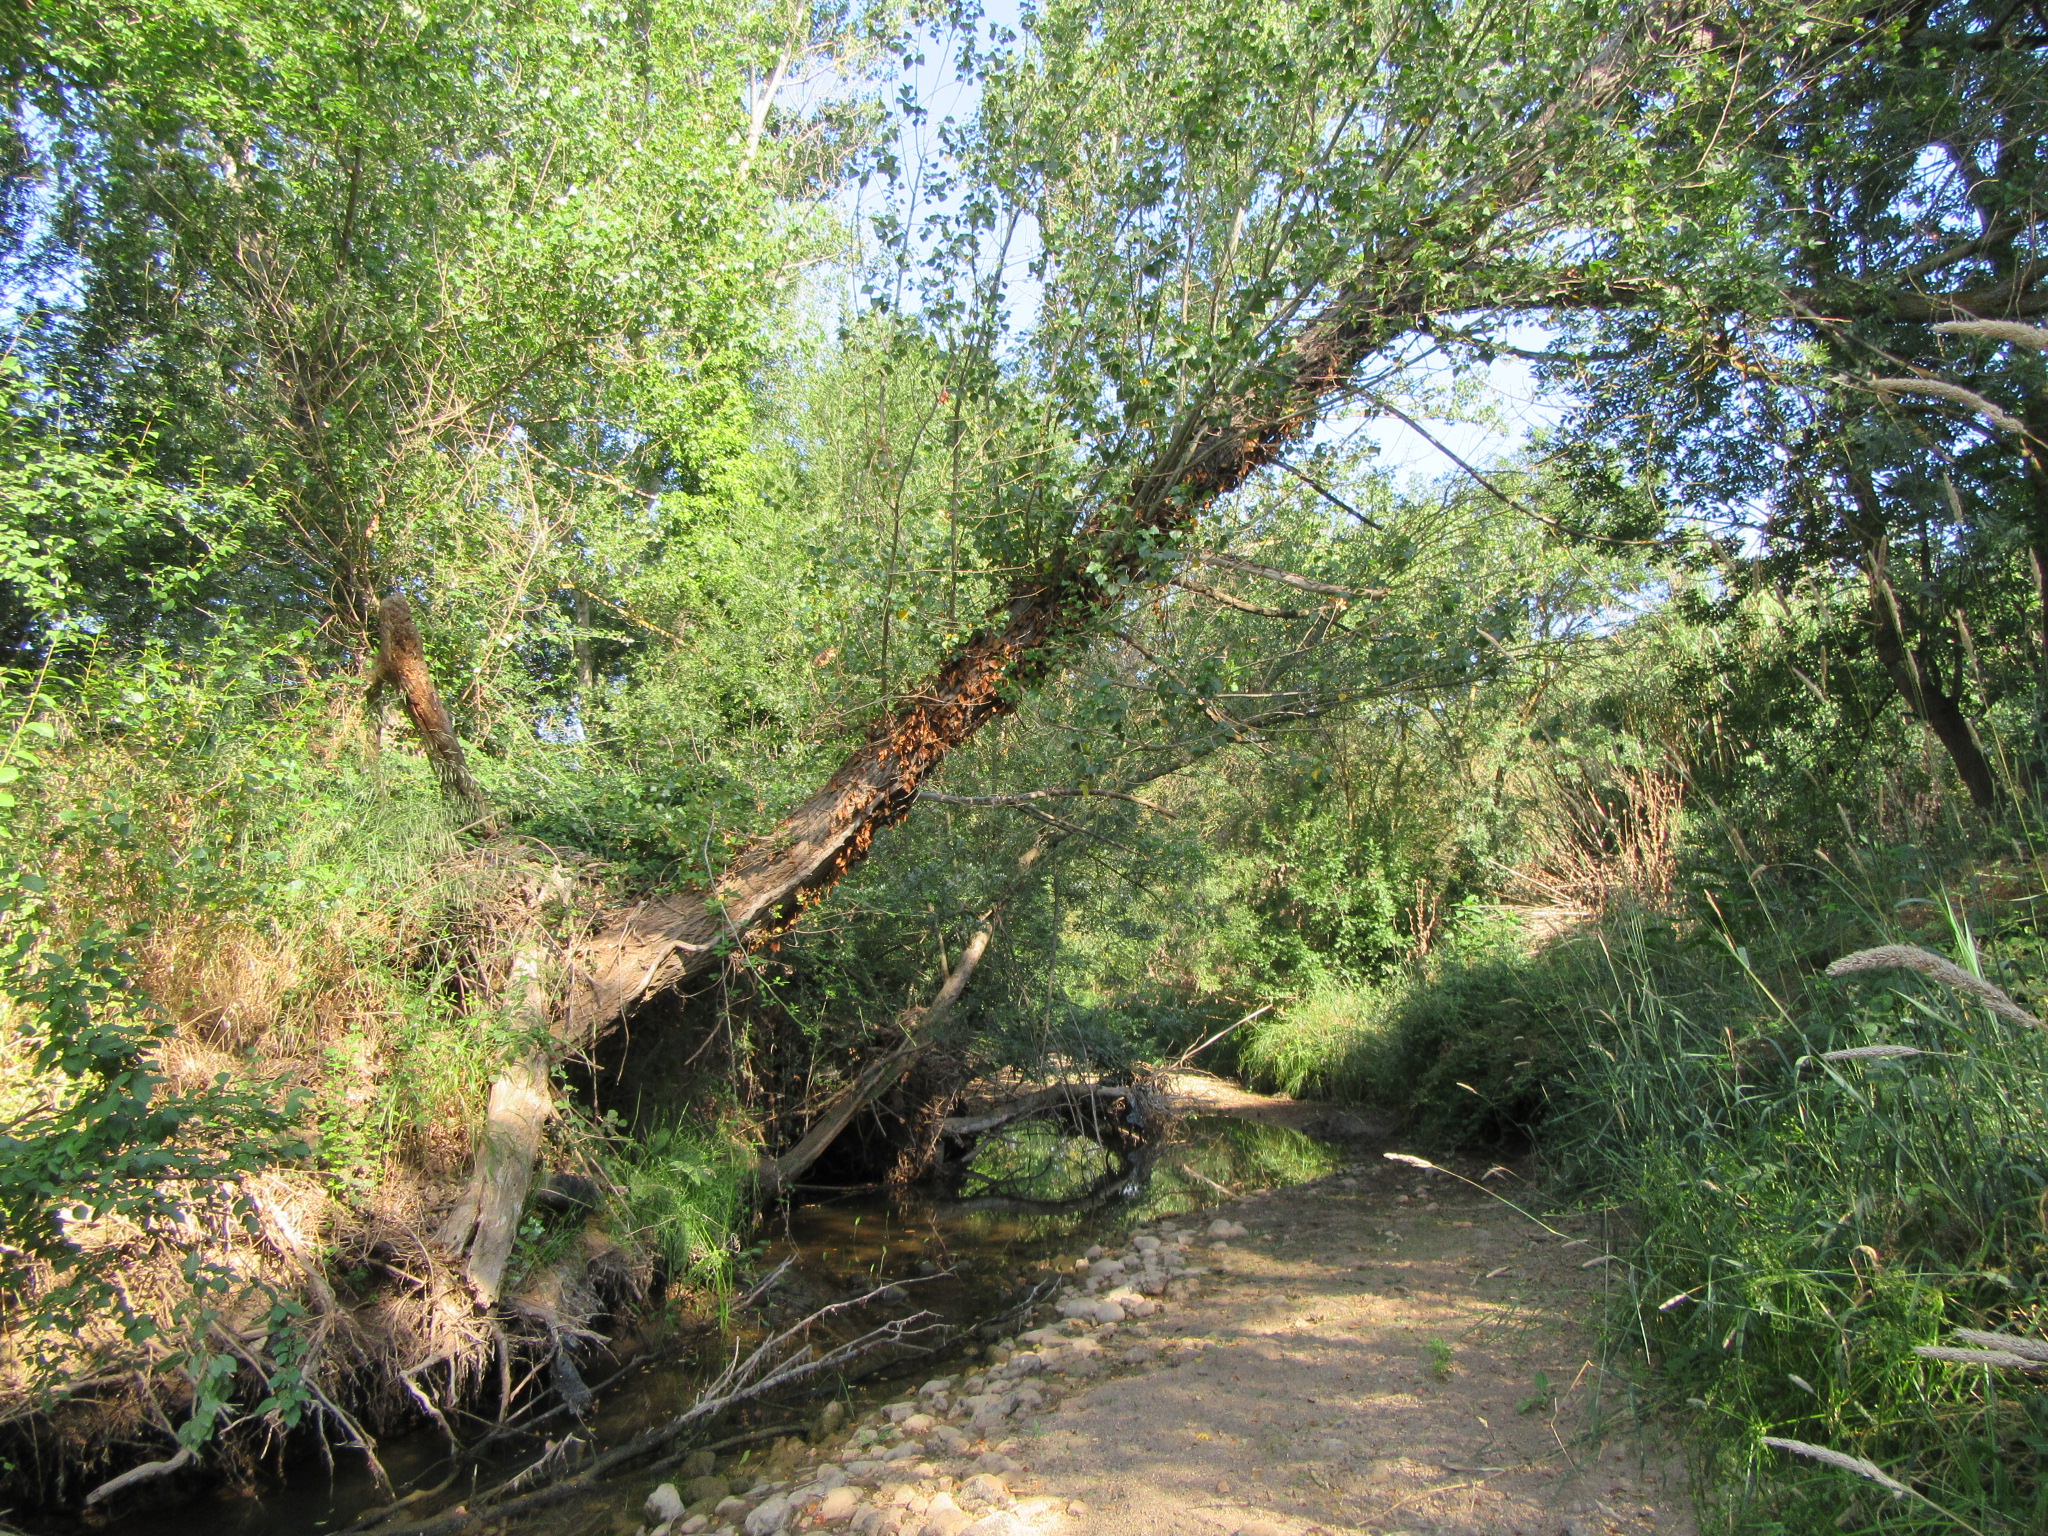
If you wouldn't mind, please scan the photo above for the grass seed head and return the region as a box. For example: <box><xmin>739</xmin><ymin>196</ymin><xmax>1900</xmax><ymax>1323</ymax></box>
<box><xmin>1761</xmin><ymin>1437</ymin><xmax>1910</xmax><ymax>1498</ymax></box>
<box><xmin>1824</xmin><ymin>945</ymin><xmax>2044</xmax><ymax>1031</ymax></box>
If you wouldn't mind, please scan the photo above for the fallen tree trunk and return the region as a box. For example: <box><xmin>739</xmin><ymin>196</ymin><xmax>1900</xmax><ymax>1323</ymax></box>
<box><xmin>939</xmin><ymin>1084</ymin><xmax>1135</xmax><ymax>1139</ymax></box>
<box><xmin>559</xmin><ymin>10</ymin><xmax>1689</xmax><ymax>1043</ymax></box>
<box><xmin>364</xmin><ymin>636</ymin><xmax>565</xmax><ymax>1303</ymax></box>
<box><xmin>434</xmin><ymin>947</ymin><xmax>555</xmax><ymax>1306</ymax></box>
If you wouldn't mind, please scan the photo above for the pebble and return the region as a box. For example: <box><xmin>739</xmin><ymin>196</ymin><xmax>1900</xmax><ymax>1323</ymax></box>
<box><xmin>648</xmin><ymin>1483</ymin><xmax>686</xmax><ymax>1523</ymax></box>
<box><xmin>817</xmin><ymin>1486</ymin><xmax>865</xmax><ymax>1524</ymax></box>
<box><xmin>957</xmin><ymin>1472</ymin><xmax>1010</xmax><ymax>1507</ymax></box>
<box><xmin>1061</xmin><ymin>1296</ymin><xmax>1125</xmax><ymax>1324</ymax></box>
<box><xmin>1101</xmin><ymin>1286</ymin><xmax>1158</xmax><ymax>1317</ymax></box>
<box><xmin>921</xmin><ymin>1492</ymin><xmax>971</xmax><ymax>1536</ymax></box>
<box><xmin>1208</xmin><ymin>1219</ymin><xmax>1247</xmax><ymax>1239</ymax></box>
<box><xmin>639</xmin><ymin>1211</ymin><xmax>1250</xmax><ymax>1536</ymax></box>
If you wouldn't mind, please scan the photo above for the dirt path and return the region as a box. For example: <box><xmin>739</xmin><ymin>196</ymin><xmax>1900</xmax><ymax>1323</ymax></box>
<box><xmin>1015</xmin><ymin>1160</ymin><xmax>1693</xmax><ymax>1536</ymax></box>
<box><xmin>634</xmin><ymin>1140</ymin><xmax>1696</xmax><ymax>1536</ymax></box>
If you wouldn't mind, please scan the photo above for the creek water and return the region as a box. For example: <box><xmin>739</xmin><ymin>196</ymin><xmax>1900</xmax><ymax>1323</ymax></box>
<box><xmin>87</xmin><ymin>1114</ymin><xmax>1339</xmax><ymax>1536</ymax></box>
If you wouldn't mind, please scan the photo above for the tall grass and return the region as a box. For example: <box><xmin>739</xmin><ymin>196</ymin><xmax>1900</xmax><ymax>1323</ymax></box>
<box><xmin>1241</xmin><ymin>848</ymin><xmax>2048</xmax><ymax>1535</ymax></box>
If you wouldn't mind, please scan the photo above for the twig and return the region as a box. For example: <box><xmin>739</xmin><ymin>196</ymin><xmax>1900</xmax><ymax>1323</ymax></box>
<box><xmin>364</xmin><ymin>1285</ymin><xmax>944</xmax><ymax>1536</ymax></box>
<box><xmin>918</xmin><ymin>786</ymin><xmax>1171</xmax><ymax>816</ymax></box>
<box><xmin>1168</xmin><ymin>1005</ymin><xmax>1272</xmax><ymax>1069</ymax></box>
<box><xmin>1383</xmin><ymin>1152</ymin><xmax>1571</xmax><ymax>1238</ymax></box>
<box><xmin>1176</xmin><ymin>1161</ymin><xmax>1238</xmax><ymax>1199</ymax></box>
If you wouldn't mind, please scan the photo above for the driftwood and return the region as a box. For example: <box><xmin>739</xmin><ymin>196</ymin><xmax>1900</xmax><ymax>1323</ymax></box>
<box><xmin>361</xmin><ymin>1283</ymin><xmax>945</xmax><ymax>1536</ymax></box>
<box><xmin>81</xmin><ymin>1445</ymin><xmax>195</xmax><ymax>1510</ymax></box>
<box><xmin>939</xmin><ymin>1084</ymin><xmax>1136</xmax><ymax>1138</ymax></box>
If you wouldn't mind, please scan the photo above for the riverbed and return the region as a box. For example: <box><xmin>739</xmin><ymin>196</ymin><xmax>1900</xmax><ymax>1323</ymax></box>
<box><xmin>90</xmin><ymin>1092</ymin><xmax>1353</xmax><ymax>1536</ymax></box>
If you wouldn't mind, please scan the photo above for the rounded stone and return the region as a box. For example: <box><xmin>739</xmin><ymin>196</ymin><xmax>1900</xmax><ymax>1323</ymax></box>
<box><xmin>647</xmin><ymin>1483</ymin><xmax>686</xmax><ymax>1523</ymax></box>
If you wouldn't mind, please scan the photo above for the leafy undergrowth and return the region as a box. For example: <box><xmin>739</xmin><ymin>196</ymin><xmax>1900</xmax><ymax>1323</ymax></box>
<box><xmin>0</xmin><ymin>652</ymin><xmax>756</xmax><ymax>1499</ymax></box>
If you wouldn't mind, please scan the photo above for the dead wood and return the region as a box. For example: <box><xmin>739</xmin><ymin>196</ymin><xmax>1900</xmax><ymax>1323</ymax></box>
<box><xmin>757</xmin><ymin>1040</ymin><xmax>925</xmax><ymax>1200</ymax></box>
<box><xmin>757</xmin><ymin>923</ymin><xmax>996</xmax><ymax>1198</ymax></box>
<box><xmin>939</xmin><ymin>1084</ymin><xmax>1136</xmax><ymax>1139</ymax></box>
<box><xmin>434</xmin><ymin>946</ymin><xmax>556</xmax><ymax>1305</ymax></box>
<box><xmin>918</xmin><ymin>787</ymin><xmax>1168</xmax><ymax>814</ymax></box>
<box><xmin>358</xmin><ymin>1282</ymin><xmax>945</xmax><ymax>1536</ymax></box>
<box><xmin>80</xmin><ymin>1444</ymin><xmax>195</xmax><ymax>1511</ymax></box>
<box><xmin>1198</xmin><ymin>551</ymin><xmax>1384</xmax><ymax>598</ymax></box>
<box><xmin>1172</xmin><ymin>578</ymin><xmax>1322</xmax><ymax>619</ymax></box>
<box><xmin>371</xmin><ymin>594</ymin><xmax>491</xmax><ymax>824</ymax></box>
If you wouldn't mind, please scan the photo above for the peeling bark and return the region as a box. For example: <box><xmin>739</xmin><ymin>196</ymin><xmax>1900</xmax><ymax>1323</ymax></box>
<box><xmin>533</xmin><ymin>19</ymin><xmax>1689</xmax><ymax>1041</ymax></box>
<box><xmin>372</xmin><ymin>595</ymin><xmax>492</xmax><ymax>825</ymax></box>
<box><xmin>1847</xmin><ymin>469</ymin><xmax>2003</xmax><ymax>810</ymax></box>
<box><xmin>563</xmin><ymin>279</ymin><xmax>1452</xmax><ymax>1034</ymax></box>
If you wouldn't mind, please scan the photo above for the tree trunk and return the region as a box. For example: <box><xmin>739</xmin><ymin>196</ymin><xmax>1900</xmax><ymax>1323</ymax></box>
<box><xmin>563</xmin><ymin>282</ymin><xmax>1443</xmax><ymax>1034</ymax></box>
<box><xmin>2022</xmin><ymin>388</ymin><xmax>2048</xmax><ymax>744</ymax></box>
<box><xmin>1846</xmin><ymin>472</ymin><xmax>2002</xmax><ymax>811</ymax></box>
<box><xmin>434</xmin><ymin>947</ymin><xmax>555</xmax><ymax>1306</ymax></box>
<box><xmin>372</xmin><ymin>594</ymin><xmax>492</xmax><ymax>826</ymax></box>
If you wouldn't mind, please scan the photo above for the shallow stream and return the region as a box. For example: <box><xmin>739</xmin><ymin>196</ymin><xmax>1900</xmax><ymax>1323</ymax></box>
<box><xmin>91</xmin><ymin>1114</ymin><xmax>1340</xmax><ymax>1536</ymax></box>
